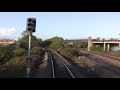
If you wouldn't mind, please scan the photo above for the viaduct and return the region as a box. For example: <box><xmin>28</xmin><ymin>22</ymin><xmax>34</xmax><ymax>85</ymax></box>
<box><xmin>62</xmin><ymin>37</ymin><xmax>120</xmax><ymax>51</ymax></box>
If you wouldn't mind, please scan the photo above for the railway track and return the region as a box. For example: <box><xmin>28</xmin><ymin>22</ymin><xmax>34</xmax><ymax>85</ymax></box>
<box><xmin>86</xmin><ymin>56</ymin><xmax>120</xmax><ymax>74</ymax></box>
<box><xmin>47</xmin><ymin>51</ymin><xmax>55</xmax><ymax>78</ymax></box>
<box><xmin>79</xmin><ymin>51</ymin><xmax>120</xmax><ymax>74</ymax></box>
<box><xmin>87</xmin><ymin>51</ymin><xmax>120</xmax><ymax>61</ymax></box>
<box><xmin>46</xmin><ymin>49</ymin><xmax>75</xmax><ymax>78</ymax></box>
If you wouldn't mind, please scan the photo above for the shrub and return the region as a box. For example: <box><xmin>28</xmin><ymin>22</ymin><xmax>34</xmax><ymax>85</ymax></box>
<box><xmin>0</xmin><ymin>56</ymin><xmax>26</xmax><ymax>72</ymax></box>
<box><xmin>60</xmin><ymin>48</ymin><xmax>77</xmax><ymax>59</ymax></box>
<box><xmin>0</xmin><ymin>55</ymin><xmax>42</xmax><ymax>78</ymax></box>
<box><xmin>32</xmin><ymin>46</ymin><xmax>43</xmax><ymax>55</ymax></box>
<box><xmin>13</xmin><ymin>48</ymin><xmax>27</xmax><ymax>56</ymax></box>
<box><xmin>19</xmin><ymin>35</ymin><xmax>40</xmax><ymax>50</ymax></box>
<box><xmin>57</xmin><ymin>47</ymin><xmax>64</xmax><ymax>53</ymax></box>
<box><xmin>90</xmin><ymin>45</ymin><xmax>104</xmax><ymax>52</ymax></box>
<box><xmin>0</xmin><ymin>45</ymin><xmax>15</xmax><ymax>65</ymax></box>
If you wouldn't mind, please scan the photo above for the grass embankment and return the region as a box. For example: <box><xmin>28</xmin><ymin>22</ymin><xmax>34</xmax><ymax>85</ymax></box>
<box><xmin>56</xmin><ymin>47</ymin><xmax>94</xmax><ymax>68</ymax></box>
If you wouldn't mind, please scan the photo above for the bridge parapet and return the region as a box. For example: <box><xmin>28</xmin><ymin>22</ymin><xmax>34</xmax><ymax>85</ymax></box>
<box><xmin>92</xmin><ymin>40</ymin><xmax>120</xmax><ymax>42</ymax></box>
<box><xmin>63</xmin><ymin>39</ymin><xmax>120</xmax><ymax>43</ymax></box>
<box><xmin>63</xmin><ymin>39</ymin><xmax>88</xmax><ymax>43</ymax></box>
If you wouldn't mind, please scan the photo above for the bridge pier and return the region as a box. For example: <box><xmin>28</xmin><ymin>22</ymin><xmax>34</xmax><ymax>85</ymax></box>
<box><xmin>107</xmin><ymin>44</ymin><xmax>110</xmax><ymax>51</ymax></box>
<box><xmin>88</xmin><ymin>37</ymin><xmax>92</xmax><ymax>51</ymax></box>
<box><xmin>103</xmin><ymin>42</ymin><xmax>106</xmax><ymax>51</ymax></box>
<box><xmin>119</xmin><ymin>43</ymin><xmax>120</xmax><ymax>47</ymax></box>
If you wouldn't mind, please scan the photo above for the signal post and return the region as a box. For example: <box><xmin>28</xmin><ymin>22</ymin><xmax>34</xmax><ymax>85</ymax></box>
<box><xmin>26</xmin><ymin>17</ymin><xmax>36</xmax><ymax>78</ymax></box>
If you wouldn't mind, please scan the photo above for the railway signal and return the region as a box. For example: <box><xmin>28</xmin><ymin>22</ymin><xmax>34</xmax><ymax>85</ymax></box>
<box><xmin>26</xmin><ymin>18</ymin><xmax>36</xmax><ymax>32</ymax></box>
<box><xmin>26</xmin><ymin>17</ymin><xmax>36</xmax><ymax>78</ymax></box>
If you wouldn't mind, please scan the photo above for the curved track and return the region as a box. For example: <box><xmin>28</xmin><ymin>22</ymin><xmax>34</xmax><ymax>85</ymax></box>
<box><xmin>46</xmin><ymin>49</ymin><xmax>75</xmax><ymax>78</ymax></box>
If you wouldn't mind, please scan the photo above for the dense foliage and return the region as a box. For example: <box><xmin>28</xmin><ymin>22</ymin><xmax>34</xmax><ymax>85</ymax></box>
<box><xmin>0</xmin><ymin>34</ymin><xmax>44</xmax><ymax>78</ymax></box>
<box><xmin>43</xmin><ymin>36</ymin><xmax>77</xmax><ymax>59</ymax></box>
<box><xmin>13</xmin><ymin>48</ymin><xmax>27</xmax><ymax>56</ymax></box>
<box><xmin>46</xmin><ymin>36</ymin><xmax>63</xmax><ymax>50</ymax></box>
<box><xmin>0</xmin><ymin>55</ymin><xmax>41</xmax><ymax>78</ymax></box>
<box><xmin>90</xmin><ymin>45</ymin><xmax>104</xmax><ymax>52</ymax></box>
<box><xmin>32</xmin><ymin>46</ymin><xmax>43</xmax><ymax>55</ymax></box>
<box><xmin>0</xmin><ymin>44</ymin><xmax>16</xmax><ymax>65</ymax></box>
<box><xmin>59</xmin><ymin>48</ymin><xmax>77</xmax><ymax>59</ymax></box>
<box><xmin>18</xmin><ymin>35</ymin><xmax>40</xmax><ymax>50</ymax></box>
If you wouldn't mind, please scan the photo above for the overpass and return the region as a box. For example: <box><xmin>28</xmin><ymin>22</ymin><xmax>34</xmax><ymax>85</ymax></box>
<box><xmin>62</xmin><ymin>37</ymin><xmax>120</xmax><ymax>51</ymax></box>
<box><xmin>63</xmin><ymin>39</ymin><xmax>88</xmax><ymax>43</ymax></box>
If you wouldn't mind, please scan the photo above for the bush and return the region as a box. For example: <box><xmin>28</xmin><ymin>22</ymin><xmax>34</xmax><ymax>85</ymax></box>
<box><xmin>0</xmin><ymin>55</ymin><xmax>42</xmax><ymax>78</ymax></box>
<box><xmin>57</xmin><ymin>47</ymin><xmax>64</xmax><ymax>53</ymax></box>
<box><xmin>59</xmin><ymin>48</ymin><xmax>77</xmax><ymax>59</ymax></box>
<box><xmin>32</xmin><ymin>46</ymin><xmax>43</xmax><ymax>55</ymax></box>
<box><xmin>19</xmin><ymin>35</ymin><xmax>40</xmax><ymax>50</ymax></box>
<box><xmin>90</xmin><ymin>45</ymin><xmax>104</xmax><ymax>52</ymax></box>
<box><xmin>0</xmin><ymin>45</ymin><xmax>15</xmax><ymax>65</ymax></box>
<box><xmin>1</xmin><ymin>56</ymin><xmax>26</xmax><ymax>71</ymax></box>
<box><xmin>47</xmin><ymin>37</ymin><xmax>63</xmax><ymax>50</ymax></box>
<box><xmin>13</xmin><ymin>48</ymin><xmax>27</xmax><ymax>56</ymax></box>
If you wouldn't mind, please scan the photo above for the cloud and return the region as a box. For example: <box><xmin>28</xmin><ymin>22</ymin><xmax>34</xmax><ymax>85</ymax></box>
<box><xmin>0</xmin><ymin>27</ymin><xmax>16</xmax><ymax>39</ymax></box>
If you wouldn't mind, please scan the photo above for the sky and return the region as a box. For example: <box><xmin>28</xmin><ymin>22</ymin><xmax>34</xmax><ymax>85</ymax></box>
<box><xmin>0</xmin><ymin>12</ymin><xmax>120</xmax><ymax>40</ymax></box>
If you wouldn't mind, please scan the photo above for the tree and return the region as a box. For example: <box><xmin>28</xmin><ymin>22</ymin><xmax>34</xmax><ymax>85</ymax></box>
<box><xmin>19</xmin><ymin>35</ymin><xmax>39</xmax><ymax>50</ymax></box>
<box><xmin>47</xmin><ymin>36</ymin><xmax>63</xmax><ymax>50</ymax></box>
<box><xmin>37</xmin><ymin>38</ymin><xmax>42</xmax><ymax>46</ymax></box>
<box><xmin>41</xmin><ymin>40</ymin><xmax>51</xmax><ymax>47</ymax></box>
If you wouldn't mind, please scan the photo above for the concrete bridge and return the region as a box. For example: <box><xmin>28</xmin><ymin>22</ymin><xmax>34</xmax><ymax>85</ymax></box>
<box><xmin>62</xmin><ymin>37</ymin><xmax>120</xmax><ymax>51</ymax></box>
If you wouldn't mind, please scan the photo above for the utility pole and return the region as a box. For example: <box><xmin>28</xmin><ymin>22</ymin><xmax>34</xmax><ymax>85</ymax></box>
<box><xmin>26</xmin><ymin>17</ymin><xmax>36</xmax><ymax>78</ymax></box>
